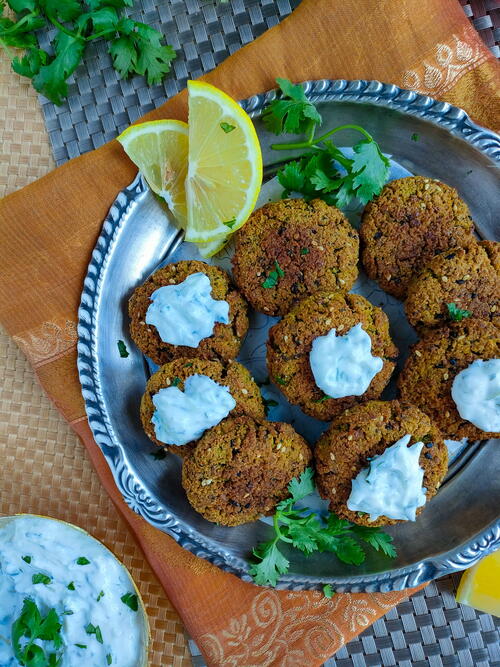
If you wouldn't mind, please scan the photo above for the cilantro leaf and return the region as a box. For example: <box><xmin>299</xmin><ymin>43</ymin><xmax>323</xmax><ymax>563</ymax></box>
<box><xmin>287</xmin><ymin>467</ymin><xmax>315</xmax><ymax>503</ymax></box>
<box><xmin>248</xmin><ymin>467</ymin><xmax>396</xmax><ymax>587</ymax></box>
<box><xmin>223</xmin><ymin>217</ymin><xmax>237</xmax><ymax>229</ymax></box>
<box><xmin>447</xmin><ymin>302</ymin><xmax>470</xmax><ymax>322</ymax></box>
<box><xmin>76</xmin><ymin>556</ymin><xmax>90</xmax><ymax>565</ymax></box>
<box><xmin>411</xmin><ymin>133</ymin><xmax>419</xmax><ymax>142</ymax></box>
<box><xmin>117</xmin><ymin>339</ymin><xmax>129</xmax><ymax>358</ymax></box>
<box><xmin>12</xmin><ymin>48</ymin><xmax>48</xmax><ymax>78</ymax></box>
<box><xmin>32</xmin><ymin>573</ymin><xmax>52</xmax><ymax>585</ymax></box>
<box><xmin>109</xmin><ymin>35</ymin><xmax>137</xmax><ymax>78</ymax></box>
<box><xmin>220</xmin><ymin>122</ymin><xmax>235</xmax><ymax>133</ymax></box>
<box><xmin>32</xmin><ymin>32</ymin><xmax>85</xmax><ymax>105</ymax></box>
<box><xmin>351</xmin><ymin>140</ymin><xmax>390</xmax><ymax>204</ymax></box>
<box><xmin>262</xmin><ymin>260</ymin><xmax>284</xmax><ymax>288</ymax></box>
<box><xmin>11</xmin><ymin>598</ymin><xmax>63</xmax><ymax>667</ymax></box>
<box><xmin>39</xmin><ymin>0</ymin><xmax>81</xmax><ymax>22</ymax></box>
<box><xmin>22</xmin><ymin>555</ymin><xmax>32</xmax><ymax>564</ymax></box>
<box><xmin>323</xmin><ymin>584</ymin><xmax>335</xmax><ymax>598</ymax></box>
<box><xmin>67</xmin><ymin>581</ymin><xmax>75</xmax><ymax>590</ymax></box>
<box><xmin>262</xmin><ymin>77</ymin><xmax>322</xmax><ymax>135</ymax></box>
<box><xmin>121</xmin><ymin>592</ymin><xmax>139</xmax><ymax>611</ymax></box>
<box><xmin>85</xmin><ymin>622</ymin><xmax>103</xmax><ymax>643</ymax></box>
<box><xmin>248</xmin><ymin>540</ymin><xmax>289</xmax><ymax>587</ymax></box>
<box><xmin>352</xmin><ymin>526</ymin><xmax>397</xmax><ymax>558</ymax></box>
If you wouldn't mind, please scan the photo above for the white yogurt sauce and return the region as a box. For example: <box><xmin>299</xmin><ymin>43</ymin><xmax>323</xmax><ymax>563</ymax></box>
<box><xmin>0</xmin><ymin>516</ymin><xmax>146</xmax><ymax>667</ymax></box>
<box><xmin>152</xmin><ymin>374</ymin><xmax>236</xmax><ymax>446</ymax></box>
<box><xmin>145</xmin><ymin>272</ymin><xmax>230</xmax><ymax>347</ymax></box>
<box><xmin>347</xmin><ymin>434</ymin><xmax>427</xmax><ymax>522</ymax></box>
<box><xmin>451</xmin><ymin>359</ymin><xmax>500</xmax><ymax>432</ymax></box>
<box><xmin>309</xmin><ymin>323</ymin><xmax>383</xmax><ymax>398</ymax></box>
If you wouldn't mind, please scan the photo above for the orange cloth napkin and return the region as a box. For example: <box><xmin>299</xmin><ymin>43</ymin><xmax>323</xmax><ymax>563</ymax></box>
<box><xmin>1</xmin><ymin>0</ymin><xmax>499</xmax><ymax>664</ymax></box>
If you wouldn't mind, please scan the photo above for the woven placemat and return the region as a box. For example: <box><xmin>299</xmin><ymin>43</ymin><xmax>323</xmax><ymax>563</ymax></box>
<box><xmin>188</xmin><ymin>576</ymin><xmax>500</xmax><ymax>667</ymax></box>
<box><xmin>0</xmin><ymin>325</ymin><xmax>192</xmax><ymax>667</ymax></box>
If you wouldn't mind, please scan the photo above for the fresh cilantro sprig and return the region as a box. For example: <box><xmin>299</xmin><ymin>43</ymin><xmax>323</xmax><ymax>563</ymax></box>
<box><xmin>0</xmin><ymin>0</ymin><xmax>176</xmax><ymax>105</ymax></box>
<box><xmin>447</xmin><ymin>302</ymin><xmax>470</xmax><ymax>322</ymax></box>
<box><xmin>248</xmin><ymin>468</ymin><xmax>396</xmax><ymax>587</ymax></box>
<box><xmin>263</xmin><ymin>78</ymin><xmax>390</xmax><ymax>208</ymax></box>
<box><xmin>11</xmin><ymin>598</ymin><xmax>63</xmax><ymax>667</ymax></box>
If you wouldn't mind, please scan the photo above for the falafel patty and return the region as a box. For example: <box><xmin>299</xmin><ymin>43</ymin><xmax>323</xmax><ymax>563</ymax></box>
<box><xmin>182</xmin><ymin>415</ymin><xmax>312</xmax><ymax>526</ymax></box>
<box><xmin>398</xmin><ymin>319</ymin><xmax>500</xmax><ymax>440</ymax></box>
<box><xmin>129</xmin><ymin>260</ymin><xmax>248</xmax><ymax>365</ymax></box>
<box><xmin>141</xmin><ymin>358</ymin><xmax>265</xmax><ymax>457</ymax></box>
<box><xmin>266</xmin><ymin>291</ymin><xmax>398</xmax><ymax>420</ymax></box>
<box><xmin>405</xmin><ymin>240</ymin><xmax>500</xmax><ymax>333</ymax></box>
<box><xmin>361</xmin><ymin>176</ymin><xmax>474</xmax><ymax>299</ymax></box>
<box><xmin>232</xmin><ymin>198</ymin><xmax>359</xmax><ymax>316</ymax></box>
<box><xmin>315</xmin><ymin>400</ymin><xmax>448</xmax><ymax>527</ymax></box>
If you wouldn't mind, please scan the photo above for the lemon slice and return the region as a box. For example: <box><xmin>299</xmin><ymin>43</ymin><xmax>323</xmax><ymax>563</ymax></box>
<box><xmin>117</xmin><ymin>120</ymin><xmax>189</xmax><ymax>228</ymax></box>
<box><xmin>456</xmin><ymin>549</ymin><xmax>500</xmax><ymax>616</ymax></box>
<box><xmin>184</xmin><ymin>81</ymin><xmax>263</xmax><ymax>243</ymax></box>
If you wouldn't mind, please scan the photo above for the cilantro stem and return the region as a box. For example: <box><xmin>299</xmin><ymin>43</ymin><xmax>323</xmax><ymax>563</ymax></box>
<box><xmin>271</xmin><ymin>123</ymin><xmax>374</xmax><ymax>151</ymax></box>
<box><xmin>2</xmin><ymin>10</ymin><xmax>39</xmax><ymax>33</ymax></box>
<box><xmin>46</xmin><ymin>17</ymin><xmax>82</xmax><ymax>41</ymax></box>
<box><xmin>274</xmin><ymin>513</ymin><xmax>293</xmax><ymax>543</ymax></box>
<box><xmin>0</xmin><ymin>37</ymin><xmax>15</xmax><ymax>60</ymax></box>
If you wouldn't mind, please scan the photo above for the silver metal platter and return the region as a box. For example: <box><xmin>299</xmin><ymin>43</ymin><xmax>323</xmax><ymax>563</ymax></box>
<box><xmin>78</xmin><ymin>79</ymin><xmax>500</xmax><ymax>592</ymax></box>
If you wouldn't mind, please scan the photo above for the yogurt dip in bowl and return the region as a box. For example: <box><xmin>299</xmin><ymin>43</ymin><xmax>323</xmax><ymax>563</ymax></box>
<box><xmin>0</xmin><ymin>515</ymin><xmax>149</xmax><ymax>667</ymax></box>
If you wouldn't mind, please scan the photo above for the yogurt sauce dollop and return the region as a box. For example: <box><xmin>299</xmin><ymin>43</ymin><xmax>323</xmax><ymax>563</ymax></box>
<box><xmin>0</xmin><ymin>516</ymin><xmax>147</xmax><ymax>667</ymax></box>
<box><xmin>145</xmin><ymin>272</ymin><xmax>230</xmax><ymax>347</ymax></box>
<box><xmin>451</xmin><ymin>358</ymin><xmax>500</xmax><ymax>432</ymax></box>
<box><xmin>347</xmin><ymin>434</ymin><xmax>427</xmax><ymax>522</ymax></box>
<box><xmin>309</xmin><ymin>323</ymin><xmax>383</xmax><ymax>398</ymax></box>
<box><xmin>152</xmin><ymin>374</ymin><xmax>236</xmax><ymax>446</ymax></box>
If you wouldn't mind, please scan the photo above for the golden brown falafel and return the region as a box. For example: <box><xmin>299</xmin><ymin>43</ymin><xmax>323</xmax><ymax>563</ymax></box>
<box><xmin>405</xmin><ymin>240</ymin><xmax>500</xmax><ymax>333</ymax></box>
<box><xmin>232</xmin><ymin>198</ymin><xmax>359</xmax><ymax>316</ymax></box>
<box><xmin>182</xmin><ymin>415</ymin><xmax>312</xmax><ymax>526</ymax></box>
<box><xmin>315</xmin><ymin>400</ymin><xmax>448</xmax><ymax>527</ymax></box>
<box><xmin>141</xmin><ymin>358</ymin><xmax>265</xmax><ymax>457</ymax></box>
<box><xmin>398</xmin><ymin>319</ymin><xmax>500</xmax><ymax>440</ymax></box>
<box><xmin>129</xmin><ymin>260</ymin><xmax>248</xmax><ymax>365</ymax></box>
<box><xmin>361</xmin><ymin>176</ymin><xmax>474</xmax><ymax>299</ymax></box>
<box><xmin>266</xmin><ymin>291</ymin><xmax>398</xmax><ymax>420</ymax></box>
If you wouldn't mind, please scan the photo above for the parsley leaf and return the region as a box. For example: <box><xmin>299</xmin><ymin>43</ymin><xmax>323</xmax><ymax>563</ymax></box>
<box><xmin>11</xmin><ymin>598</ymin><xmax>63</xmax><ymax>666</ymax></box>
<box><xmin>67</xmin><ymin>581</ymin><xmax>75</xmax><ymax>590</ymax></box>
<box><xmin>263</xmin><ymin>78</ymin><xmax>322</xmax><ymax>135</ymax></box>
<box><xmin>97</xmin><ymin>590</ymin><xmax>105</xmax><ymax>601</ymax></box>
<box><xmin>117</xmin><ymin>339</ymin><xmax>129</xmax><ymax>357</ymax></box>
<box><xmin>248</xmin><ymin>468</ymin><xmax>396</xmax><ymax>587</ymax></box>
<box><xmin>220</xmin><ymin>122</ymin><xmax>235</xmax><ymax>133</ymax></box>
<box><xmin>447</xmin><ymin>302</ymin><xmax>471</xmax><ymax>322</ymax></box>
<box><xmin>121</xmin><ymin>591</ymin><xmax>139</xmax><ymax>611</ymax></box>
<box><xmin>75</xmin><ymin>643</ymin><xmax>87</xmax><ymax>649</ymax></box>
<box><xmin>107</xmin><ymin>654</ymin><xmax>113</xmax><ymax>665</ymax></box>
<box><xmin>32</xmin><ymin>573</ymin><xmax>52</xmax><ymax>585</ymax></box>
<box><xmin>22</xmin><ymin>555</ymin><xmax>32</xmax><ymax>564</ymax></box>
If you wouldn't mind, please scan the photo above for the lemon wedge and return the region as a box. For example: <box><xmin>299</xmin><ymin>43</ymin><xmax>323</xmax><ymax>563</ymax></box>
<box><xmin>117</xmin><ymin>119</ymin><xmax>189</xmax><ymax>228</ymax></box>
<box><xmin>184</xmin><ymin>80</ymin><xmax>263</xmax><ymax>243</ymax></box>
<box><xmin>456</xmin><ymin>549</ymin><xmax>500</xmax><ymax>616</ymax></box>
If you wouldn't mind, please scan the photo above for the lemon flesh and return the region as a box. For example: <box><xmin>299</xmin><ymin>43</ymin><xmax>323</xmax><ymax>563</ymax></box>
<box><xmin>185</xmin><ymin>80</ymin><xmax>263</xmax><ymax>243</ymax></box>
<box><xmin>456</xmin><ymin>549</ymin><xmax>500</xmax><ymax>617</ymax></box>
<box><xmin>117</xmin><ymin>119</ymin><xmax>189</xmax><ymax>228</ymax></box>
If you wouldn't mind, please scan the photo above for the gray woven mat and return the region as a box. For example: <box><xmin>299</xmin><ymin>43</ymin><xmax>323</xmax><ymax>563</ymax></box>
<box><xmin>40</xmin><ymin>0</ymin><xmax>301</xmax><ymax>165</ymax></box>
<box><xmin>188</xmin><ymin>575</ymin><xmax>500</xmax><ymax>667</ymax></box>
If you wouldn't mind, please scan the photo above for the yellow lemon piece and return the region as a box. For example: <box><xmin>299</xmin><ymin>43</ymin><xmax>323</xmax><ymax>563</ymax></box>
<box><xmin>456</xmin><ymin>549</ymin><xmax>500</xmax><ymax>616</ymax></box>
<box><xmin>197</xmin><ymin>238</ymin><xmax>230</xmax><ymax>258</ymax></box>
<box><xmin>117</xmin><ymin>119</ymin><xmax>189</xmax><ymax>228</ymax></box>
<box><xmin>184</xmin><ymin>80</ymin><xmax>263</xmax><ymax>243</ymax></box>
